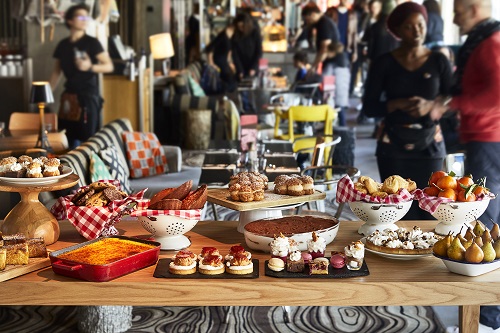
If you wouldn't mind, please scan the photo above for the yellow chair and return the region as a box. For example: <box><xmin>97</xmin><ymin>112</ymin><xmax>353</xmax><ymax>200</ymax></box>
<box><xmin>273</xmin><ymin>104</ymin><xmax>337</xmax><ymax>154</ymax></box>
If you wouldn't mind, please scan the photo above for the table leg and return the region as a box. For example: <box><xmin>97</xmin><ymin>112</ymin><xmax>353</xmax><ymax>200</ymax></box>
<box><xmin>459</xmin><ymin>305</ymin><xmax>480</xmax><ymax>333</ymax></box>
<box><xmin>1</xmin><ymin>190</ymin><xmax>60</xmax><ymax>245</ymax></box>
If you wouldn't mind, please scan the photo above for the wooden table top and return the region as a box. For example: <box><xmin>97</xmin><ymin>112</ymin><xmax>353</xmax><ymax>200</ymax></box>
<box><xmin>2</xmin><ymin>219</ymin><xmax>500</xmax><ymax>307</ymax></box>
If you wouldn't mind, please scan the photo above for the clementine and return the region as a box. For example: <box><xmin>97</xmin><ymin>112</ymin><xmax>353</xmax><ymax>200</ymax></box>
<box><xmin>436</xmin><ymin>175</ymin><xmax>458</xmax><ymax>190</ymax></box>
<box><xmin>428</xmin><ymin>171</ymin><xmax>447</xmax><ymax>187</ymax></box>
<box><xmin>457</xmin><ymin>176</ymin><xmax>474</xmax><ymax>188</ymax></box>
<box><xmin>457</xmin><ymin>190</ymin><xmax>476</xmax><ymax>202</ymax></box>
<box><xmin>473</xmin><ymin>185</ymin><xmax>489</xmax><ymax>197</ymax></box>
<box><xmin>438</xmin><ymin>188</ymin><xmax>457</xmax><ymax>201</ymax></box>
<box><xmin>423</xmin><ymin>186</ymin><xmax>440</xmax><ymax>197</ymax></box>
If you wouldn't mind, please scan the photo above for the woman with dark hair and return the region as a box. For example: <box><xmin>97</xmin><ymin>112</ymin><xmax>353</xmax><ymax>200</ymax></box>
<box><xmin>423</xmin><ymin>0</ymin><xmax>444</xmax><ymax>47</ymax></box>
<box><xmin>362</xmin><ymin>2</ymin><xmax>452</xmax><ymax>219</ymax></box>
<box><xmin>49</xmin><ymin>4</ymin><xmax>113</xmax><ymax>149</ymax></box>
<box><xmin>205</xmin><ymin>21</ymin><xmax>237</xmax><ymax>93</ymax></box>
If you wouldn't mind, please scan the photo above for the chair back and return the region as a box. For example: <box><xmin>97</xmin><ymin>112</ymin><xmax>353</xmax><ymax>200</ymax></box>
<box><xmin>270</xmin><ymin>93</ymin><xmax>305</xmax><ymax>107</ymax></box>
<box><xmin>9</xmin><ymin>112</ymin><xmax>58</xmax><ymax>132</ymax></box>
<box><xmin>287</xmin><ymin>105</ymin><xmax>336</xmax><ymax>143</ymax></box>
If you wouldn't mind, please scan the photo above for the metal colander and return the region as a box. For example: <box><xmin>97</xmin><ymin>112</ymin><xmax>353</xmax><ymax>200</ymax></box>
<box><xmin>349</xmin><ymin>201</ymin><xmax>413</xmax><ymax>235</ymax></box>
<box><xmin>431</xmin><ymin>199</ymin><xmax>490</xmax><ymax>224</ymax></box>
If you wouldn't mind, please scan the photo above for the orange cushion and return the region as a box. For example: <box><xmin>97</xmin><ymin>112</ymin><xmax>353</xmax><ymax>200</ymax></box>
<box><xmin>122</xmin><ymin>132</ymin><xmax>167</xmax><ymax>178</ymax></box>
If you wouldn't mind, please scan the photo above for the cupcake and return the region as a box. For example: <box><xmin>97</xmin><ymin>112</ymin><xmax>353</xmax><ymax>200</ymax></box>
<box><xmin>301</xmin><ymin>175</ymin><xmax>314</xmax><ymax>195</ymax></box>
<box><xmin>226</xmin><ymin>253</ymin><xmax>253</xmax><ymax>275</ymax></box>
<box><xmin>225</xmin><ymin>245</ymin><xmax>252</xmax><ymax>262</ymax></box>
<box><xmin>43</xmin><ymin>158</ymin><xmax>61</xmax><ymax>177</ymax></box>
<box><xmin>270</xmin><ymin>233</ymin><xmax>290</xmax><ymax>262</ymax></box>
<box><xmin>0</xmin><ymin>157</ymin><xmax>17</xmax><ymax>176</ymax></box>
<box><xmin>286</xmin><ymin>250</ymin><xmax>305</xmax><ymax>273</ymax></box>
<box><xmin>26</xmin><ymin>162</ymin><xmax>43</xmax><ymax>178</ymax></box>
<box><xmin>286</xmin><ymin>177</ymin><xmax>304</xmax><ymax>196</ymax></box>
<box><xmin>307</xmin><ymin>232</ymin><xmax>327</xmax><ymax>259</ymax></box>
<box><xmin>199</xmin><ymin>254</ymin><xmax>225</xmax><ymax>275</ymax></box>
<box><xmin>169</xmin><ymin>250</ymin><xmax>197</xmax><ymax>275</ymax></box>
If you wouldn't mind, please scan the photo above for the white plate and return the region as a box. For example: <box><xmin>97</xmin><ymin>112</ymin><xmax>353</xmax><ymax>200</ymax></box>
<box><xmin>0</xmin><ymin>166</ymin><xmax>73</xmax><ymax>185</ymax></box>
<box><xmin>361</xmin><ymin>238</ymin><xmax>432</xmax><ymax>261</ymax></box>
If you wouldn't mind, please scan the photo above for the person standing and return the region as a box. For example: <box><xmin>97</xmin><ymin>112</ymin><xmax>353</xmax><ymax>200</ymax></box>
<box><xmin>205</xmin><ymin>22</ymin><xmax>237</xmax><ymax>93</ymax></box>
<box><xmin>423</xmin><ymin>0</ymin><xmax>444</xmax><ymax>48</ymax></box>
<box><xmin>49</xmin><ymin>4</ymin><xmax>113</xmax><ymax>149</ymax></box>
<box><xmin>301</xmin><ymin>2</ymin><xmax>340</xmax><ymax>76</ymax></box>
<box><xmin>362</xmin><ymin>2</ymin><xmax>452</xmax><ymax>219</ymax></box>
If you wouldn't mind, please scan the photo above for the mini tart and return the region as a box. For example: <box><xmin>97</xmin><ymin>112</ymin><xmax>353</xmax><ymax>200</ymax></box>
<box><xmin>199</xmin><ymin>254</ymin><xmax>225</xmax><ymax>275</ymax></box>
<box><xmin>365</xmin><ymin>239</ymin><xmax>433</xmax><ymax>255</ymax></box>
<box><xmin>225</xmin><ymin>253</ymin><xmax>253</xmax><ymax>275</ymax></box>
<box><xmin>169</xmin><ymin>253</ymin><xmax>197</xmax><ymax>275</ymax></box>
<box><xmin>225</xmin><ymin>245</ymin><xmax>252</xmax><ymax>261</ymax></box>
<box><xmin>198</xmin><ymin>247</ymin><xmax>220</xmax><ymax>261</ymax></box>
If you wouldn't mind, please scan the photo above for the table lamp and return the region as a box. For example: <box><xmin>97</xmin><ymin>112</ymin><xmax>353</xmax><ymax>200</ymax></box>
<box><xmin>30</xmin><ymin>81</ymin><xmax>54</xmax><ymax>151</ymax></box>
<box><xmin>149</xmin><ymin>33</ymin><xmax>175</xmax><ymax>76</ymax></box>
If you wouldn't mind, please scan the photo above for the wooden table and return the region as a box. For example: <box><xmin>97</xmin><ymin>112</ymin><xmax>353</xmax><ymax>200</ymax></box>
<box><xmin>1</xmin><ymin>219</ymin><xmax>497</xmax><ymax>333</ymax></box>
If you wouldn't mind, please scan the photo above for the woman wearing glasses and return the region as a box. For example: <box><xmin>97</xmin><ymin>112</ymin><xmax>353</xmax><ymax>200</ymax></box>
<box><xmin>49</xmin><ymin>4</ymin><xmax>113</xmax><ymax>149</ymax></box>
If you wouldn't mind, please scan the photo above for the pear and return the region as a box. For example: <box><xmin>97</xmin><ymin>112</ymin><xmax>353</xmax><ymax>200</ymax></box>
<box><xmin>464</xmin><ymin>227</ymin><xmax>475</xmax><ymax>241</ymax></box>
<box><xmin>491</xmin><ymin>223</ymin><xmax>500</xmax><ymax>241</ymax></box>
<box><xmin>463</xmin><ymin>237</ymin><xmax>474</xmax><ymax>250</ymax></box>
<box><xmin>482</xmin><ymin>229</ymin><xmax>493</xmax><ymax>244</ymax></box>
<box><xmin>458</xmin><ymin>233</ymin><xmax>467</xmax><ymax>245</ymax></box>
<box><xmin>473</xmin><ymin>220</ymin><xmax>486</xmax><ymax>237</ymax></box>
<box><xmin>465</xmin><ymin>242</ymin><xmax>484</xmax><ymax>263</ymax></box>
<box><xmin>493</xmin><ymin>239</ymin><xmax>500</xmax><ymax>259</ymax></box>
<box><xmin>433</xmin><ymin>233</ymin><xmax>452</xmax><ymax>257</ymax></box>
<box><xmin>447</xmin><ymin>236</ymin><xmax>466</xmax><ymax>261</ymax></box>
<box><xmin>474</xmin><ymin>236</ymin><xmax>484</xmax><ymax>248</ymax></box>
<box><xmin>482</xmin><ymin>241</ymin><xmax>496</xmax><ymax>262</ymax></box>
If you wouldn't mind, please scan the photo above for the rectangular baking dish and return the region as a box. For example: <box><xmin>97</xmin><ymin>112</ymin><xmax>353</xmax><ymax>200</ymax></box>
<box><xmin>49</xmin><ymin>236</ymin><xmax>160</xmax><ymax>282</ymax></box>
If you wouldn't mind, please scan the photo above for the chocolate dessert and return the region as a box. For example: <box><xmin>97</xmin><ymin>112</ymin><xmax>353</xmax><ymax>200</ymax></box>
<box><xmin>244</xmin><ymin>216</ymin><xmax>338</xmax><ymax>237</ymax></box>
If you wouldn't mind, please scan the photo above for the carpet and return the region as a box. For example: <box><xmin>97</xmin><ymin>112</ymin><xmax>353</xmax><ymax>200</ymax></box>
<box><xmin>0</xmin><ymin>306</ymin><xmax>444</xmax><ymax>333</ymax></box>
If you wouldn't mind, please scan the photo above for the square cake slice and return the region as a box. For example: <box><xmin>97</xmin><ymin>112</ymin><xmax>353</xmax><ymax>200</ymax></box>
<box><xmin>309</xmin><ymin>257</ymin><xmax>329</xmax><ymax>275</ymax></box>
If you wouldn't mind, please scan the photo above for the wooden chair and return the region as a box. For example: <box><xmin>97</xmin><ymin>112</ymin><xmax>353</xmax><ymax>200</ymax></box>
<box><xmin>9</xmin><ymin>112</ymin><xmax>58</xmax><ymax>132</ymax></box>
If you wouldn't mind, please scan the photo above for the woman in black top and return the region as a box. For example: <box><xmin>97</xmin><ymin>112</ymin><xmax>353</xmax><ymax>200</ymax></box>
<box><xmin>205</xmin><ymin>23</ymin><xmax>237</xmax><ymax>93</ymax></box>
<box><xmin>49</xmin><ymin>4</ymin><xmax>113</xmax><ymax>149</ymax></box>
<box><xmin>362</xmin><ymin>2</ymin><xmax>452</xmax><ymax>219</ymax></box>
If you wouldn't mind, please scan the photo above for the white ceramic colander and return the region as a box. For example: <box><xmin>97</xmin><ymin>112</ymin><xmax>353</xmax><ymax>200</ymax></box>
<box><xmin>137</xmin><ymin>215</ymin><xmax>199</xmax><ymax>250</ymax></box>
<box><xmin>349</xmin><ymin>200</ymin><xmax>413</xmax><ymax>235</ymax></box>
<box><xmin>432</xmin><ymin>199</ymin><xmax>490</xmax><ymax>235</ymax></box>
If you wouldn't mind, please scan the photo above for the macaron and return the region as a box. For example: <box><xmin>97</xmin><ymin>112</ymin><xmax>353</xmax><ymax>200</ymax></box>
<box><xmin>268</xmin><ymin>258</ymin><xmax>285</xmax><ymax>272</ymax></box>
<box><xmin>301</xmin><ymin>252</ymin><xmax>313</xmax><ymax>264</ymax></box>
<box><xmin>330</xmin><ymin>254</ymin><xmax>346</xmax><ymax>269</ymax></box>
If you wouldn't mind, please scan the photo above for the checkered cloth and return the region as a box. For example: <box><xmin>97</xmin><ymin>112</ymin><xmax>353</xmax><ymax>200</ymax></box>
<box><xmin>50</xmin><ymin>180</ymin><xmax>148</xmax><ymax>240</ymax></box>
<box><xmin>336</xmin><ymin>175</ymin><xmax>414</xmax><ymax>204</ymax></box>
<box><xmin>414</xmin><ymin>189</ymin><xmax>495</xmax><ymax>214</ymax></box>
<box><xmin>130</xmin><ymin>200</ymin><xmax>202</xmax><ymax>219</ymax></box>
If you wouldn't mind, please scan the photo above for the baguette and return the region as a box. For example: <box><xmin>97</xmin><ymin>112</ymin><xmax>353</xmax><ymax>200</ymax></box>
<box><xmin>181</xmin><ymin>185</ymin><xmax>207</xmax><ymax>209</ymax></box>
<box><xmin>164</xmin><ymin>180</ymin><xmax>193</xmax><ymax>201</ymax></box>
<box><xmin>150</xmin><ymin>188</ymin><xmax>175</xmax><ymax>207</ymax></box>
<box><xmin>149</xmin><ymin>198</ymin><xmax>183</xmax><ymax>210</ymax></box>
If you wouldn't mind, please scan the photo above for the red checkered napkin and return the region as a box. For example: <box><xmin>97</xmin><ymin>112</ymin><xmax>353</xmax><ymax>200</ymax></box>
<box><xmin>414</xmin><ymin>189</ymin><xmax>495</xmax><ymax>214</ymax></box>
<box><xmin>336</xmin><ymin>175</ymin><xmax>414</xmax><ymax>204</ymax></box>
<box><xmin>50</xmin><ymin>180</ymin><xmax>148</xmax><ymax>240</ymax></box>
<box><xmin>130</xmin><ymin>200</ymin><xmax>202</xmax><ymax>220</ymax></box>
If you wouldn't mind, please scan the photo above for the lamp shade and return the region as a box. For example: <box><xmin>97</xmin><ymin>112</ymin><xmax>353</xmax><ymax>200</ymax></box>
<box><xmin>149</xmin><ymin>33</ymin><xmax>175</xmax><ymax>60</ymax></box>
<box><xmin>30</xmin><ymin>81</ymin><xmax>54</xmax><ymax>104</ymax></box>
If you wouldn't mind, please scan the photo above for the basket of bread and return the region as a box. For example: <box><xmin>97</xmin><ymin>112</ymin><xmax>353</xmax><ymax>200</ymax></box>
<box><xmin>130</xmin><ymin>180</ymin><xmax>208</xmax><ymax>250</ymax></box>
<box><xmin>50</xmin><ymin>180</ymin><xmax>147</xmax><ymax>240</ymax></box>
<box><xmin>336</xmin><ymin>175</ymin><xmax>416</xmax><ymax>235</ymax></box>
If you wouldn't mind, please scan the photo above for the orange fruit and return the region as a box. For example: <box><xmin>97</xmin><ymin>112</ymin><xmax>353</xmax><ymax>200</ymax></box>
<box><xmin>457</xmin><ymin>190</ymin><xmax>476</xmax><ymax>202</ymax></box>
<box><xmin>473</xmin><ymin>185</ymin><xmax>489</xmax><ymax>197</ymax></box>
<box><xmin>429</xmin><ymin>171</ymin><xmax>447</xmax><ymax>187</ymax></box>
<box><xmin>423</xmin><ymin>186</ymin><xmax>440</xmax><ymax>197</ymax></box>
<box><xmin>457</xmin><ymin>176</ymin><xmax>474</xmax><ymax>188</ymax></box>
<box><xmin>436</xmin><ymin>175</ymin><xmax>458</xmax><ymax>190</ymax></box>
<box><xmin>438</xmin><ymin>188</ymin><xmax>457</xmax><ymax>201</ymax></box>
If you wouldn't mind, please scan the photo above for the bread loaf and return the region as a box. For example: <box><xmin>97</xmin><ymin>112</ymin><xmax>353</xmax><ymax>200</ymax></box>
<box><xmin>181</xmin><ymin>185</ymin><xmax>207</xmax><ymax>209</ymax></box>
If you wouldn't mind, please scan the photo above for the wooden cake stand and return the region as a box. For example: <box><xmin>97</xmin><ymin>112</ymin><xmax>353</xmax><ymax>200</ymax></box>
<box><xmin>208</xmin><ymin>185</ymin><xmax>326</xmax><ymax>232</ymax></box>
<box><xmin>0</xmin><ymin>174</ymin><xmax>79</xmax><ymax>245</ymax></box>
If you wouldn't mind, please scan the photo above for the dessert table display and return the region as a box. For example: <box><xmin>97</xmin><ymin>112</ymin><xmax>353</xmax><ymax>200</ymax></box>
<box><xmin>0</xmin><ymin>219</ymin><xmax>495</xmax><ymax>333</ymax></box>
<box><xmin>0</xmin><ymin>172</ymin><xmax>79</xmax><ymax>245</ymax></box>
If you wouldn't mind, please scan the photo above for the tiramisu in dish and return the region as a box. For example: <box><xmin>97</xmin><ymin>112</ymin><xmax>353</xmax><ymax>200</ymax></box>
<box><xmin>245</xmin><ymin>216</ymin><xmax>337</xmax><ymax>237</ymax></box>
<box><xmin>365</xmin><ymin>226</ymin><xmax>440</xmax><ymax>255</ymax></box>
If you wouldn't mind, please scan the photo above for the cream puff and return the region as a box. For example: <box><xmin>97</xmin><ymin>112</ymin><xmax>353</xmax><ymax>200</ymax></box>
<box><xmin>199</xmin><ymin>254</ymin><xmax>225</xmax><ymax>275</ymax></box>
<box><xmin>26</xmin><ymin>162</ymin><xmax>43</xmax><ymax>178</ymax></box>
<box><xmin>251</xmin><ymin>182</ymin><xmax>264</xmax><ymax>201</ymax></box>
<box><xmin>43</xmin><ymin>158</ymin><xmax>61</xmax><ymax>177</ymax></box>
<box><xmin>17</xmin><ymin>155</ymin><xmax>32</xmax><ymax>168</ymax></box>
<box><xmin>273</xmin><ymin>175</ymin><xmax>289</xmax><ymax>195</ymax></box>
<box><xmin>0</xmin><ymin>157</ymin><xmax>17</xmax><ymax>176</ymax></box>
<box><xmin>169</xmin><ymin>250</ymin><xmax>197</xmax><ymax>275</ymax></box>
<box><xmin>226</xmin><ymin>253</ymin><xmax>253</xmax><ymax>275</ymax></box>
<box><xmin>229</xmin><ymin>183</ymin><xmax>241</xmax><ymax>201</ymax></box>
<box><xmin>238</xmin><ymin>184</ymin><xmax>254</xmax><ymax>202</ymax></box>
<box><xmin>301</xmin><ymin>175</ymin><xmax>314</xmax><ymax>195</ymax></box>
<box><xmin>286</xmin><ymin>177</ymin><xmax>304</xmax><ymax>196</ymax></box>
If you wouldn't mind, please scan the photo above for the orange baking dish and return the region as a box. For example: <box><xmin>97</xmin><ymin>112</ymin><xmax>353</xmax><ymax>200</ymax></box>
<box><xmin>49</xmin><ymin>236</ymin><xmax>160</xmax><ymax>281</ymax></box>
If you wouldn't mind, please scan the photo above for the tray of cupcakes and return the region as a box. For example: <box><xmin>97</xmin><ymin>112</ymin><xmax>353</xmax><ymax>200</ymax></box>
<box><xmin>153</xmin><ymin>245</ymin><xmax>259</xmax><ymax>279</ymax></box>
<box><xmin>265</xmin><ymin>233</ymin><xmax>369</xmax><ymax>278</ymax></box>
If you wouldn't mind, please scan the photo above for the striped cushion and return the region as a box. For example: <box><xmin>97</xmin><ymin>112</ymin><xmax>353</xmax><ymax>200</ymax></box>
<box><xmin>99</xmin><ymin>146</ymin><xmax>132</xmax><ymax>193</ymax></box>
<box><xmin>60</xmin><ymin>118</ymin><xmax>133</xmax><ymax>187</ymax></box>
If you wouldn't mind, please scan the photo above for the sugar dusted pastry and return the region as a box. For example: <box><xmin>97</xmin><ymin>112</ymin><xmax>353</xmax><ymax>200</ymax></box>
<box><xmin>199</xmin><ymin>254</ymin><xmax>225</xmax><ymax>275</ymax></box>
<box><xmin>229</xmin><ymin>171</ymin><xmax>267</xmax><ymax>202</ymax></box>
<box><xmin>226</xmin><ymin>253</ymin><xmax>253</xmax><ymax>275</ymax></box>
<box><xmin>43</xmin><ymin>158</ymin><xmax>61</xmax><ymax>177</ymax></box>
<box><xmin>365</xmin><ymin>226</ymin><xmax>440</xmax><ymax>254</ymax></box>
<box><xmin>26</xmin><ymin>162</ymin><xmax>43</xmax><ymax>178</ymax></box>
<box><xmin>286</xmin><ymin>177</ymin><xmax>304</xmax><ymax>196</ymax></box>
<box><xmin>301</xmin><ymin>175</ymin><xmax>314</xmax><ymax>195</ymax></box>
<box><xmin>238</xmin><ymin>184</ymin><xmax>254</xmax><ymax>202</ymax></box>
<box><xmin>0</xmin><ymin>248</ymin><xmax>6</xmax><ymax>270</ymax></box>
<box><xmin>273</xmin><ymin>175</ymin><xmax>289</xmax><ymax>195</ymax></box>
<box><xmin>169</xmin><ymin>250</ymin><xmax>197</xmax><ymax>275</ymax></box>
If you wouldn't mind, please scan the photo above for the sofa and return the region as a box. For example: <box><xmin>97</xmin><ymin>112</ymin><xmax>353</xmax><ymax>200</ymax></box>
<box><xmin>54</xmin><ymin>118</ymin><xmax>201</xmax><ymax>199</ymax></box>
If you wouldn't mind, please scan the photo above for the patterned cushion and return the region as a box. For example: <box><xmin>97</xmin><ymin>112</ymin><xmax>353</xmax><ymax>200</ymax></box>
<box><xmin>90</xmin><ymin>152</ymin><xmax>112</xmax><ymax>182</ymax></box>
<box><xmin>99</xmin><ymin>146</ymin><xmax>132</xmax><ymax>193</ymax></box>
<box><xmin>188</xmin><ymin>76</ymin><xmax>206</xmax><ymax>97</ymax></box>
<box><xmin>122</xmin><ymin>132</ymin><xmax>168</xmax><ymax>178</ymax></box>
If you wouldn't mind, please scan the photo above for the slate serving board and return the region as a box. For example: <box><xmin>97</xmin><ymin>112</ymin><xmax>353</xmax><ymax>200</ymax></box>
<box><xmin>154</xmin><ymin>258</ymin><xmax>259</xmax><ymax>279</ymax></box>
<box><xmin>265</xmin><ymin>259</ymin><xmax>370</xmax><ymax>279</ymax></box>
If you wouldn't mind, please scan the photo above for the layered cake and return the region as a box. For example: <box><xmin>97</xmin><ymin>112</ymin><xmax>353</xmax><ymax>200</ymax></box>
<box><xmin>365</xmin><ymin>226</ymin><xmax>440</xmax><ymax>255</ymax></box>
<box><xmin>309</xmin><ymin>257</ymin><xmax>329</xmax><ymax>275</ymax></box>
<box><xmin>244</xmin><ymin>216</ymin><xmax>337</xmax><ymax>237</ymax></box>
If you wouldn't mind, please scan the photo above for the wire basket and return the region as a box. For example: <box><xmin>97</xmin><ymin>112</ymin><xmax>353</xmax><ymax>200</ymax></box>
<box><xmin>349</xmin><ymin>200</ymin><xmax>413</xmax><ymax>236</ymax></box>
<box><xmin>432</xmin><ymin>199</ymin><xmax>490</xmax><ymax>235</ymax></box>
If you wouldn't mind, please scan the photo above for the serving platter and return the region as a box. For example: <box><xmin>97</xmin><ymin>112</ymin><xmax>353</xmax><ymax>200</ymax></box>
<box><xmin>0</xmin><ymin>257</ymin><xmax>51</xmax><ymax>282</ymax></box>
<box><xmin>0</xmin><ymin>166</ymin><xmax>73</xmax><ymax>185</ymax></box>
<box><xmin>361</xmin><ymin>238</ymin><xmax>432</xmax><ymax>261</ymax></box>
<box><xmin>264</xmin><ymin>258</ymin><xmax>369</xmax><ymax>278</ymax></box>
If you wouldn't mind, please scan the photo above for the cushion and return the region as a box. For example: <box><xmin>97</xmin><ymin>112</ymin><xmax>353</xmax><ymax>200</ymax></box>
<box><xmin>122</xmin><ymin>131</ymin><xmax>168</xmax><ymax>179</ymax></box>
<box><xmin>90</xmin><ymin>152</ymin><xmax>112</xmax><ymax>182</ymax></box>
<box><xmin>99</xmin><ymin>146</ymin><xmax>133</xmax><ymax>193</ymax></box>
<box><xmin>188</xmin><ymin>76</ymin><xmax>206</xmax><ymax>97</ymax></box>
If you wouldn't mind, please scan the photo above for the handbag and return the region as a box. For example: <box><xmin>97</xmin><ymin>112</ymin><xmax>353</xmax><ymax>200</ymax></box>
<box><xmin>386</xmin><ymin>121</ymin><xmax>437</xmax><ymax>151</ymax></box>
<box><xmin>58</xmin><ymin>92</ymin><xmax>82</xmax><ymax>122</ymax></box>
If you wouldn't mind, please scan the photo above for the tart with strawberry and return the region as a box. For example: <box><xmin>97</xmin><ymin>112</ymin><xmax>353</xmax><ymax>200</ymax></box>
<box><xmin>224</xmin><ymin>245</ymin><xmax>252</xmax><ymax>262</ymax></box>
<box><xmin>198</xmin><ymin>246</ymin><xmax>221</xmax><ymax>261</ymax></box>
<box><xmin>225</xmin><ymin>253</ymin><xmax>254</xmax><ymax>275</ymax></box>
<box><xmin>169</xmin><ymin>250</ymin><xmax>197</xmax><ymax>275</ymax></box>
<box><xmin>199</xmin><ymin>254</ymin><xmax>225</xmax><ymax>275</ymax></box>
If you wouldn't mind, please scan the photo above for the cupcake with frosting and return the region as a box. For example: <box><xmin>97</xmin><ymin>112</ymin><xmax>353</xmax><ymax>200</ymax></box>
<box><xmin>270</xmin><ymin>233</ymin><xmax>290</xmax><ymax>262</ymax></box>
<box><xmin>307</xmin><ymin>232</ymin><xmax>327</xmax><ymax>259</ymax></box>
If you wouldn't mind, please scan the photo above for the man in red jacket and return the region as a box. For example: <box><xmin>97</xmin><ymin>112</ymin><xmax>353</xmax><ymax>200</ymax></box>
<box><xmin>451</xmin><ymin>0</ymin><xmax>500</xmax><ymax>332</ymax></box>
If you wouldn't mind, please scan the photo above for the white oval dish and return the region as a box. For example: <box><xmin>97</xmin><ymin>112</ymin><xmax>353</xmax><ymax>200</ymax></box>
<box><xmin>433</xmin><ymin>254</ymin><xmax>500</xmax><ymax>276</ymax></box>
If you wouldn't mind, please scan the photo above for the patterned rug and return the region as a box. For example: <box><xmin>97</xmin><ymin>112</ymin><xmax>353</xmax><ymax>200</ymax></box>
<box><xmin>0</xmin><ymin>306</ymin><xmax>444</xmax><ymax>333</ymax></box>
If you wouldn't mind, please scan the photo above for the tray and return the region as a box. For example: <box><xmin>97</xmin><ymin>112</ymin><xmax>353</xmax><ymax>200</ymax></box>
<box><xmin>265</xmin><ymin>259</ymin><xmax>370</xmax><ymax>278</ymax></box>
<box><xmin>49</xmin><ymin>236</ymin><xmax>160</xmax><ymax>282</ymax></box>
<box><xmin>0</xmin><ymin>257</ymin><xmax>51</xmax><ymax>282</ymax></box>
<box><xmin>207</xmin><ymin>185</ymin><xmax>326</xmax><ymax>211</ymax></box>
<box><xmin>154</xmin><ymin>258</ymin><xmax>259</xmax><ymax>279</ymax></box>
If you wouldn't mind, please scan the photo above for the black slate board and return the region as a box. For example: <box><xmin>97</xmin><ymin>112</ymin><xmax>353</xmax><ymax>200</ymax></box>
<box><xmin>265</xmin><ymin>258</ymin><xmax>370</xmax><ymax>278</ymax></box>
<box><xmin>154</xmin><ymin>258</ymin><xmax>259</xmax><ymax>279</ymax></box>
